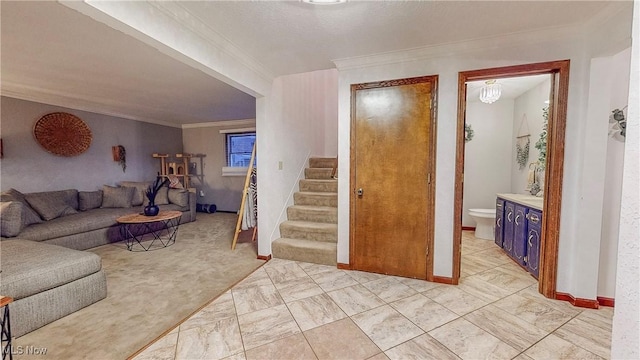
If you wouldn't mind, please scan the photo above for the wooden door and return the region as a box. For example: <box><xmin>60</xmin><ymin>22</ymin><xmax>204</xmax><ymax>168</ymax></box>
<box><xmin>350</xmin><ymin>76</ymin><xmax>436</xmax><ymax>279</ymax></box>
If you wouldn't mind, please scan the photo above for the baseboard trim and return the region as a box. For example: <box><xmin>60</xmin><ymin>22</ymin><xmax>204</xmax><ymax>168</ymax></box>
<box><xmin>556</xmin><ymin>292</ymin><xmax>600</xmax><ymax>309</ymax></box>
<box><xmin>461</xmin><ymin>226</ymin><xmax>476</xmax><ymax>231</ymax></box>
<box><xmin>257</xmin><ymin>254</ymin><xmax>272</xmax><ymax>261</ymax></box>
<box><xmin>597</xmin><ymin>296</ymin><xmax>615</xmax><ymax>307</ymax></box>
<box><xmin>433</xmin><ymin>276</ymin><xmax>456</xmax><ymax>285</ymax></box>
<box><xmin>337</xmin><ymin>263</ymin><xmax>351</xmax><ymax>270</ymax></box>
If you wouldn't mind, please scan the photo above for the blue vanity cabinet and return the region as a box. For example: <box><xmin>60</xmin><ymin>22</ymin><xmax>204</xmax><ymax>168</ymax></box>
<box><xmin>525</xmin><ymin>209</ymin><xmax>542</xmax><ymax>279</ymax></box>
<box><xmin>512</xmin><ymin>205</ymin><xmax>528</xmax><ymax>266</ymax></box>
<box><xmin>495</xmin><ymin>199</ymin><xmax>505</xmax><ymax>248</ymax></box>
<box><xmin>502</xmin><ymin>201</ymin><xmax>515</xmax><ymax>257</ymax></box>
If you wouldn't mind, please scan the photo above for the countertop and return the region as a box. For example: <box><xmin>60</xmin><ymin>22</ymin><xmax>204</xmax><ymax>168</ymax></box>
<box><xmin>497</xmin><ymin>193</ymin><xmax>544</xmax><ymax>211</ymax></box>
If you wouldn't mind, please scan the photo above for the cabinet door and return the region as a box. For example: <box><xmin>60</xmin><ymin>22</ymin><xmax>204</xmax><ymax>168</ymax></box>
<box><xmin>526</xmin><ymin>209</ymin><xmax>542</xmax><ymax>279</ymax></box>
<box><xmin>495</xmin><ymin>199</ymin><xmax>505</xmax><ymax>248</ymax></box>
<box><xmin>512</xmin><ymin>205</ymin><xmax>528</xmax><ymax>266</ymax></box>
<box><xmin>503</xmin><ymin>202</ymin><xmax>515</xmax><ymax>256</ymax></box>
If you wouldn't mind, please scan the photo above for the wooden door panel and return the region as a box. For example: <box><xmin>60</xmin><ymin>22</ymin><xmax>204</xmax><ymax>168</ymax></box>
<box><xmin>351</xmin><ymin>78</ymin><xmax>435</xmax><ymax>279</ymax></box>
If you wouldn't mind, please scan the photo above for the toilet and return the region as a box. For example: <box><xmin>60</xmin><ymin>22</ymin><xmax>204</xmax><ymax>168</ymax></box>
<box><xmin>468</xmin><ymin>208</ymin><xmax>496</xmax><ymax>240</ymax></box>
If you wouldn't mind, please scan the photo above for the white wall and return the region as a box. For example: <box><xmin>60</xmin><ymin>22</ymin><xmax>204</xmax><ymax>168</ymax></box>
<box><xmin>511</xmin><ymin>79</ymin><xmax>551</xmax><ymax>194</ymax></box>
<box><xmin>597</xmin><ymin>47</ymin><xmax>631</xmax><ymax>298</ymax></box>
<box><xmin>256</xmin><ymin>69</ymin><xmax>338</xmax><ymax>256</ymax></box>
<box><xmin>335</xmin><ymin>4</ymin><xmax>633</xmax><ymax>289</ymax></box>
<box><xmin>611</xmin><ymin>2</ymin><xmax>639</xmax><ymax>357</ymax></box>
<box><xmin>462</xmin><ymin>100</ymin><xmax>514</xmax><ymax>227</ymax></box>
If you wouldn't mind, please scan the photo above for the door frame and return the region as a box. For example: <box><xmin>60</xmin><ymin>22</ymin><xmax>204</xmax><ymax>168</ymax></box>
<box><xmin>453</xmin><ymin>60</ymin><xmax>570</xmax><ymax>298</ymax></box>
<box><xmin>349</xmin><ymin>75</ymin><xmax>438</xmax><ymax>281</ymax></box>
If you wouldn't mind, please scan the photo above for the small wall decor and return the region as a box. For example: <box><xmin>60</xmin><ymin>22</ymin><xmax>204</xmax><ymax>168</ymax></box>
<box><xmin>34</xmin><ymin>112</ymin><xmax>92</xmax><ymax>156</ymax></box>
<box><xmin>112</xmin><ymin>145</ymin><xmax>126</xmax><ymax>172</ymax></box>
<box><xmin>608</xmin><ymin>106</ymin><xmax>627</xmax><ymax>141</ymax></box>
<box><xmin>516</xmin><ymin>114</ymin><xmax>531</xmax><ymax>170</ymax></box>
<box><xmin>464</xmin><ymin>123</ymin><xmax>474</xmax><ymax>143</ymax></box>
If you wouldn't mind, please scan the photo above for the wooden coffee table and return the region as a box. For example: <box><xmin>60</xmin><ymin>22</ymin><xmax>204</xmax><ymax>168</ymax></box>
<box><xmin>116</xmin><ymin>210</ymin><xmax>182</xmax><ymax>251</ymax></box>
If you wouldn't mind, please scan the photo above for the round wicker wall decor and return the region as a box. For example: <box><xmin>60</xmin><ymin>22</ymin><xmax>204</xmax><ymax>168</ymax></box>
<box><xmin>34</xmin><ymin>112</ymin><xmax>92</xmax><ymax>157</ymax></box>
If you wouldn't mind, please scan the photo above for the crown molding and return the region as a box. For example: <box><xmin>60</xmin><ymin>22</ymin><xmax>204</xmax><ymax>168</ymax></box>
<box><xmin>1</xmin><ymin>82</ymin><xmax>183</xmax><ymax>128</ymax></box>
<box><xmin>182</xmin><ymin>119</ymin><xmax>256</xmax><ymax>129</ymax></box>
<box><xmin>333</xmin><ymin>24</ymin><xmax>583</xmax><ymax>71</ymax></box>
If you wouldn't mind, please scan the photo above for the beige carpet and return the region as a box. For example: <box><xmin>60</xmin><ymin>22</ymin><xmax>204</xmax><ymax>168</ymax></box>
<box><xmin>14</xmin><ymin>213</ymin><xmax>265</xmax><ymax>360</ymax></box>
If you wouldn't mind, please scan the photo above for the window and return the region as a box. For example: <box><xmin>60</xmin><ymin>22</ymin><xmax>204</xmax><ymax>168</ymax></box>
<box><xmin>222</xmin><ymin>131</ymin><xmax>255</xmax><ymax>176</ymax></box>
<box><xmin>226</xmin><ymin>132</ymin><xmax>255</xmax><ymax>167</ymax></box>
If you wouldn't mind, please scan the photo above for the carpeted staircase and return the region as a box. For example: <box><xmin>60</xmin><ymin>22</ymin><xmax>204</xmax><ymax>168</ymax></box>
<box><xmin>272</xmin><ymin>157</ymin><xmax>338</xmax><ymax>266</ymax></box>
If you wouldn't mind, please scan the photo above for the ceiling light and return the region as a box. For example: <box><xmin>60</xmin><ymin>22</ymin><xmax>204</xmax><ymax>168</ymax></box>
<box><xmin>479</xmin><ymin>80</ymin><xmax>502</xmax><ymax>104</ymax></box>
<box><xmin>302</xmin><ymin>0</ymin><xmax>347</xmax><ymax>5</ymax></box>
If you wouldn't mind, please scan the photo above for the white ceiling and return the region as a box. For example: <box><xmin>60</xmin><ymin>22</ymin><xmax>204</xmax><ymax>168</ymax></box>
<box><xmin>467</xmin><ymin>75</ymin><xmax>550</xmax><ymax>103</ymax></box>
<box><xmin>0</xmin><ymin>1</ymin><xmax>620</xmax><ymax>126</ymax></box>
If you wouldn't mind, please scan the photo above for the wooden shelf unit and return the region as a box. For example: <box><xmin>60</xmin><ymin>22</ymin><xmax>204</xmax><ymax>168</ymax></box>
<box><xmin>153</xmin><ymin>153</ymin><xmax>205</xmax><ymax>189</ymax></box>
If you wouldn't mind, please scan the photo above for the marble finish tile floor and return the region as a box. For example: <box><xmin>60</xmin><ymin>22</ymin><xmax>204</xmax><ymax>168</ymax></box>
<box><xmin>134</xmin><ymin>231</ymin><xmax>614</xmax><ymax>360</ymax></box>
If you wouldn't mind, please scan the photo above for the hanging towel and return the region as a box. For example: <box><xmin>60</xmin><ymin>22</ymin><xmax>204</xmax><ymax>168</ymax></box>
<box><xmin>526</xmin><ymin>162</ymin><xmax>537</xmax><ymax>191</ymax></box>
<box><xmin>241</xmin><ymin>167</ymin><xmax>257</xmax><ymax>230</ymax></box>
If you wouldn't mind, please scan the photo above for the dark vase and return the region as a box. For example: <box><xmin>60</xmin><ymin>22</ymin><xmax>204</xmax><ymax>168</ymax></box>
<box><xmin>144</xmin><ymin>204</ymin><xmax>159</xmax><ymax>216</ymax></box>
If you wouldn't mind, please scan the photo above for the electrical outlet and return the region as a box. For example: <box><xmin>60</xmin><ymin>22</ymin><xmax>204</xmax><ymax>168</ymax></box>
<box><xmin>278</xmin><ymin>161</ymin><xmax>283</xmax><ymax>170</ymax></box>
<box><xmin>199</xmin><ymin>190</ymin><xmax>205</xmax><ymax>197</ymax></box>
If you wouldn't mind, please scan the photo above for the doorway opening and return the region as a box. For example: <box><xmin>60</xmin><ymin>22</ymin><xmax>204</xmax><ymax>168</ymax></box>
<box><xmin>454</xmin><ymin>60</ymin><xmax>570</xmax><ymax>298</ymax></box>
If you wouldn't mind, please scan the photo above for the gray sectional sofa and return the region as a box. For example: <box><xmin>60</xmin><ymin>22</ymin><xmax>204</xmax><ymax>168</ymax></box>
<box><xmin>0</xmin><ymin>183</ymin><xmax>196</xmax><ymax>337</ymax></box>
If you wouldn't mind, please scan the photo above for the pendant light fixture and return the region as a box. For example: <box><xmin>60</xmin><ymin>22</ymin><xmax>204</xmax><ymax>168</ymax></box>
<box><xmin>479</xmin><ymin>80</ymin><xmax>502</xmax><ymax>104</ymax></box>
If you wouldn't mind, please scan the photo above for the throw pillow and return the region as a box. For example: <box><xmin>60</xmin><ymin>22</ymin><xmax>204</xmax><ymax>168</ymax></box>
<box><xmin>0</xmin><ymin>201</ymin><xmax>24</xmax><ymax>237</ymax></box>
<box><xmin>168</xmin><ymin>189</ymin><xmax>189</xmax><ymax>207</ymax></box>
<box><xmin>79</xmin><ymin>190</ymin><xmax>103</xmax><ymax>211</ymax></box>
<box><xmin>120</xmin><ymin>181</ymin><xmax>152</xmax><ymax>206</ymax></box>
<box><xmin>101</xmin><ymin>185</ymin><xmax>134</xmax><ymax>208</ymax></box>
<box><xmin>167</xmin><ymin>175</ymin><xmax>184</xmax><ymax>189</ymax></box>
<box><xmin>25</xmin><ymin>189</ymin><xmax>79</xmax><ymax>221</ymax></box>
<box><xmin>0</xmin><ymin>188</ymin><xmax>43</xmax><ymax>226</ymax></box>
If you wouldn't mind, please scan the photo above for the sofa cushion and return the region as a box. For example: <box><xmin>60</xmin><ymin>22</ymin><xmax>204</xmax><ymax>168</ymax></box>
<box><xmin>168</xmin><ymin>189</ymin><xmax>189</xmax><ymax>208</ymax></box>
<box><xmin>101</xmin><ymin>185</ymin><xmax>134</xmax><ymax>208</ymax></box>
<box><xmin>0</xmin><ymin>189</ymin><xmax>43</xmax><ymax>226</ymax></box>
<box><xmin>79</xmin><ymin>190</ymin><xmax>103</xmax><ymax>211</ymax></box>
<box><xmin>0</xmin><ymin>201</ymin><xmax>24</xmax><ymax>237</ymax></box>
<box><xmin>16</xmin><ymin>208</ymin><xmax>136</xmax><ymax>241</ymax></box>
<box><xmin>25</xmin><ymin>189</ymin><xmax>79</xmax><ymax>221</ymax></box>
<box><xmin>120</xmin><ymin>181</ymin><xmax>151</xmax><ymax>206</ymax></box>
<box><xmin>0</xmin><ymin>239</ymin><xmax>102</xmax><ymax>300</ymax></box>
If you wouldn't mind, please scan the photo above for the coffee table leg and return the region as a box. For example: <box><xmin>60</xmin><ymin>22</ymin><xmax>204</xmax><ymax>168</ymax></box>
<box><xmin>1</xmin><ymin>305</ymin><xmax>12</xmax><ymax>360</ymax></box>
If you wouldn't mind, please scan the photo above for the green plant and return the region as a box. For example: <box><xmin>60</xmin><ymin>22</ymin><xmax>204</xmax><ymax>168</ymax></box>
<box><xmin>464</xmin><ymin>123</ymin><xmax>474</xmax><ymax>143</ymax></box>
<box><xmin>535</xmin><ymin>106</ymin><xmax>549</xmax><ymax>170</ymax></box>
<box><xmin>516</xmin><ymin>137</ymin><xmax>530</xmax><ymax>170</ymax></box>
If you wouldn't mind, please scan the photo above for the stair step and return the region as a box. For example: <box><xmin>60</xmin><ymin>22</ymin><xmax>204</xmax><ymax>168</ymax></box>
<box><xmin>294</xmin><ymin>192</ymin><xmax>337</xmax><ymax>207</ymax></box>
<box><xmin>287</xmin><ymin>205</ymin><xmax>337</xmax><ymax>224</ymax></box>
<box><xmin>272</xmin><ymin>238</ymin><xmax>337</xmax><ymax>266</ymax></box>
<box><xmin>305</xmin><ymin>168</ymin><xmax>334</xmax><ymax>180</ymax></box>
<box><xmin>280</xmin><ymin>221</ymin><xmax>337</xmax><ymax>243</ymax></box>
<box><xmin>299</xmin><ymin>179</ymin><xmax>338</xmax><ymax>193</ymax></box>
<box><xmin>309</xmin><ymin>157</ymin><xmax>337</xmax><ymax>169</ymax></box>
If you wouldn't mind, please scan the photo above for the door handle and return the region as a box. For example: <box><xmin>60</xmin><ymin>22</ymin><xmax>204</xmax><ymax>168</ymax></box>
<box><xmin>357</xmin><ymin>188</ymin><xmax>364</xmax><ymax>196</ymax></box>
<box><xmin>507</xmin><ymin>211</ymin><xmax>513</xmax><ymax>222</ymax></box>
<box><xmin>515</xmin><ymin>214</ymin><xmax>520</xmax><ymax>226</ymax></box>
<box><xmin>496</xmin><ymin>218</ymin><xmax>501</xmax><ymax>227</ymax></box>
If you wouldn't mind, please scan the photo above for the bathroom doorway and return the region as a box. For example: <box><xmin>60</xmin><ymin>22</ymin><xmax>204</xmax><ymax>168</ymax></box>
<box><xmin>453</xmin><ymin>60</ymin><xmax>570</xmax><ymax>299</ymax></box>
